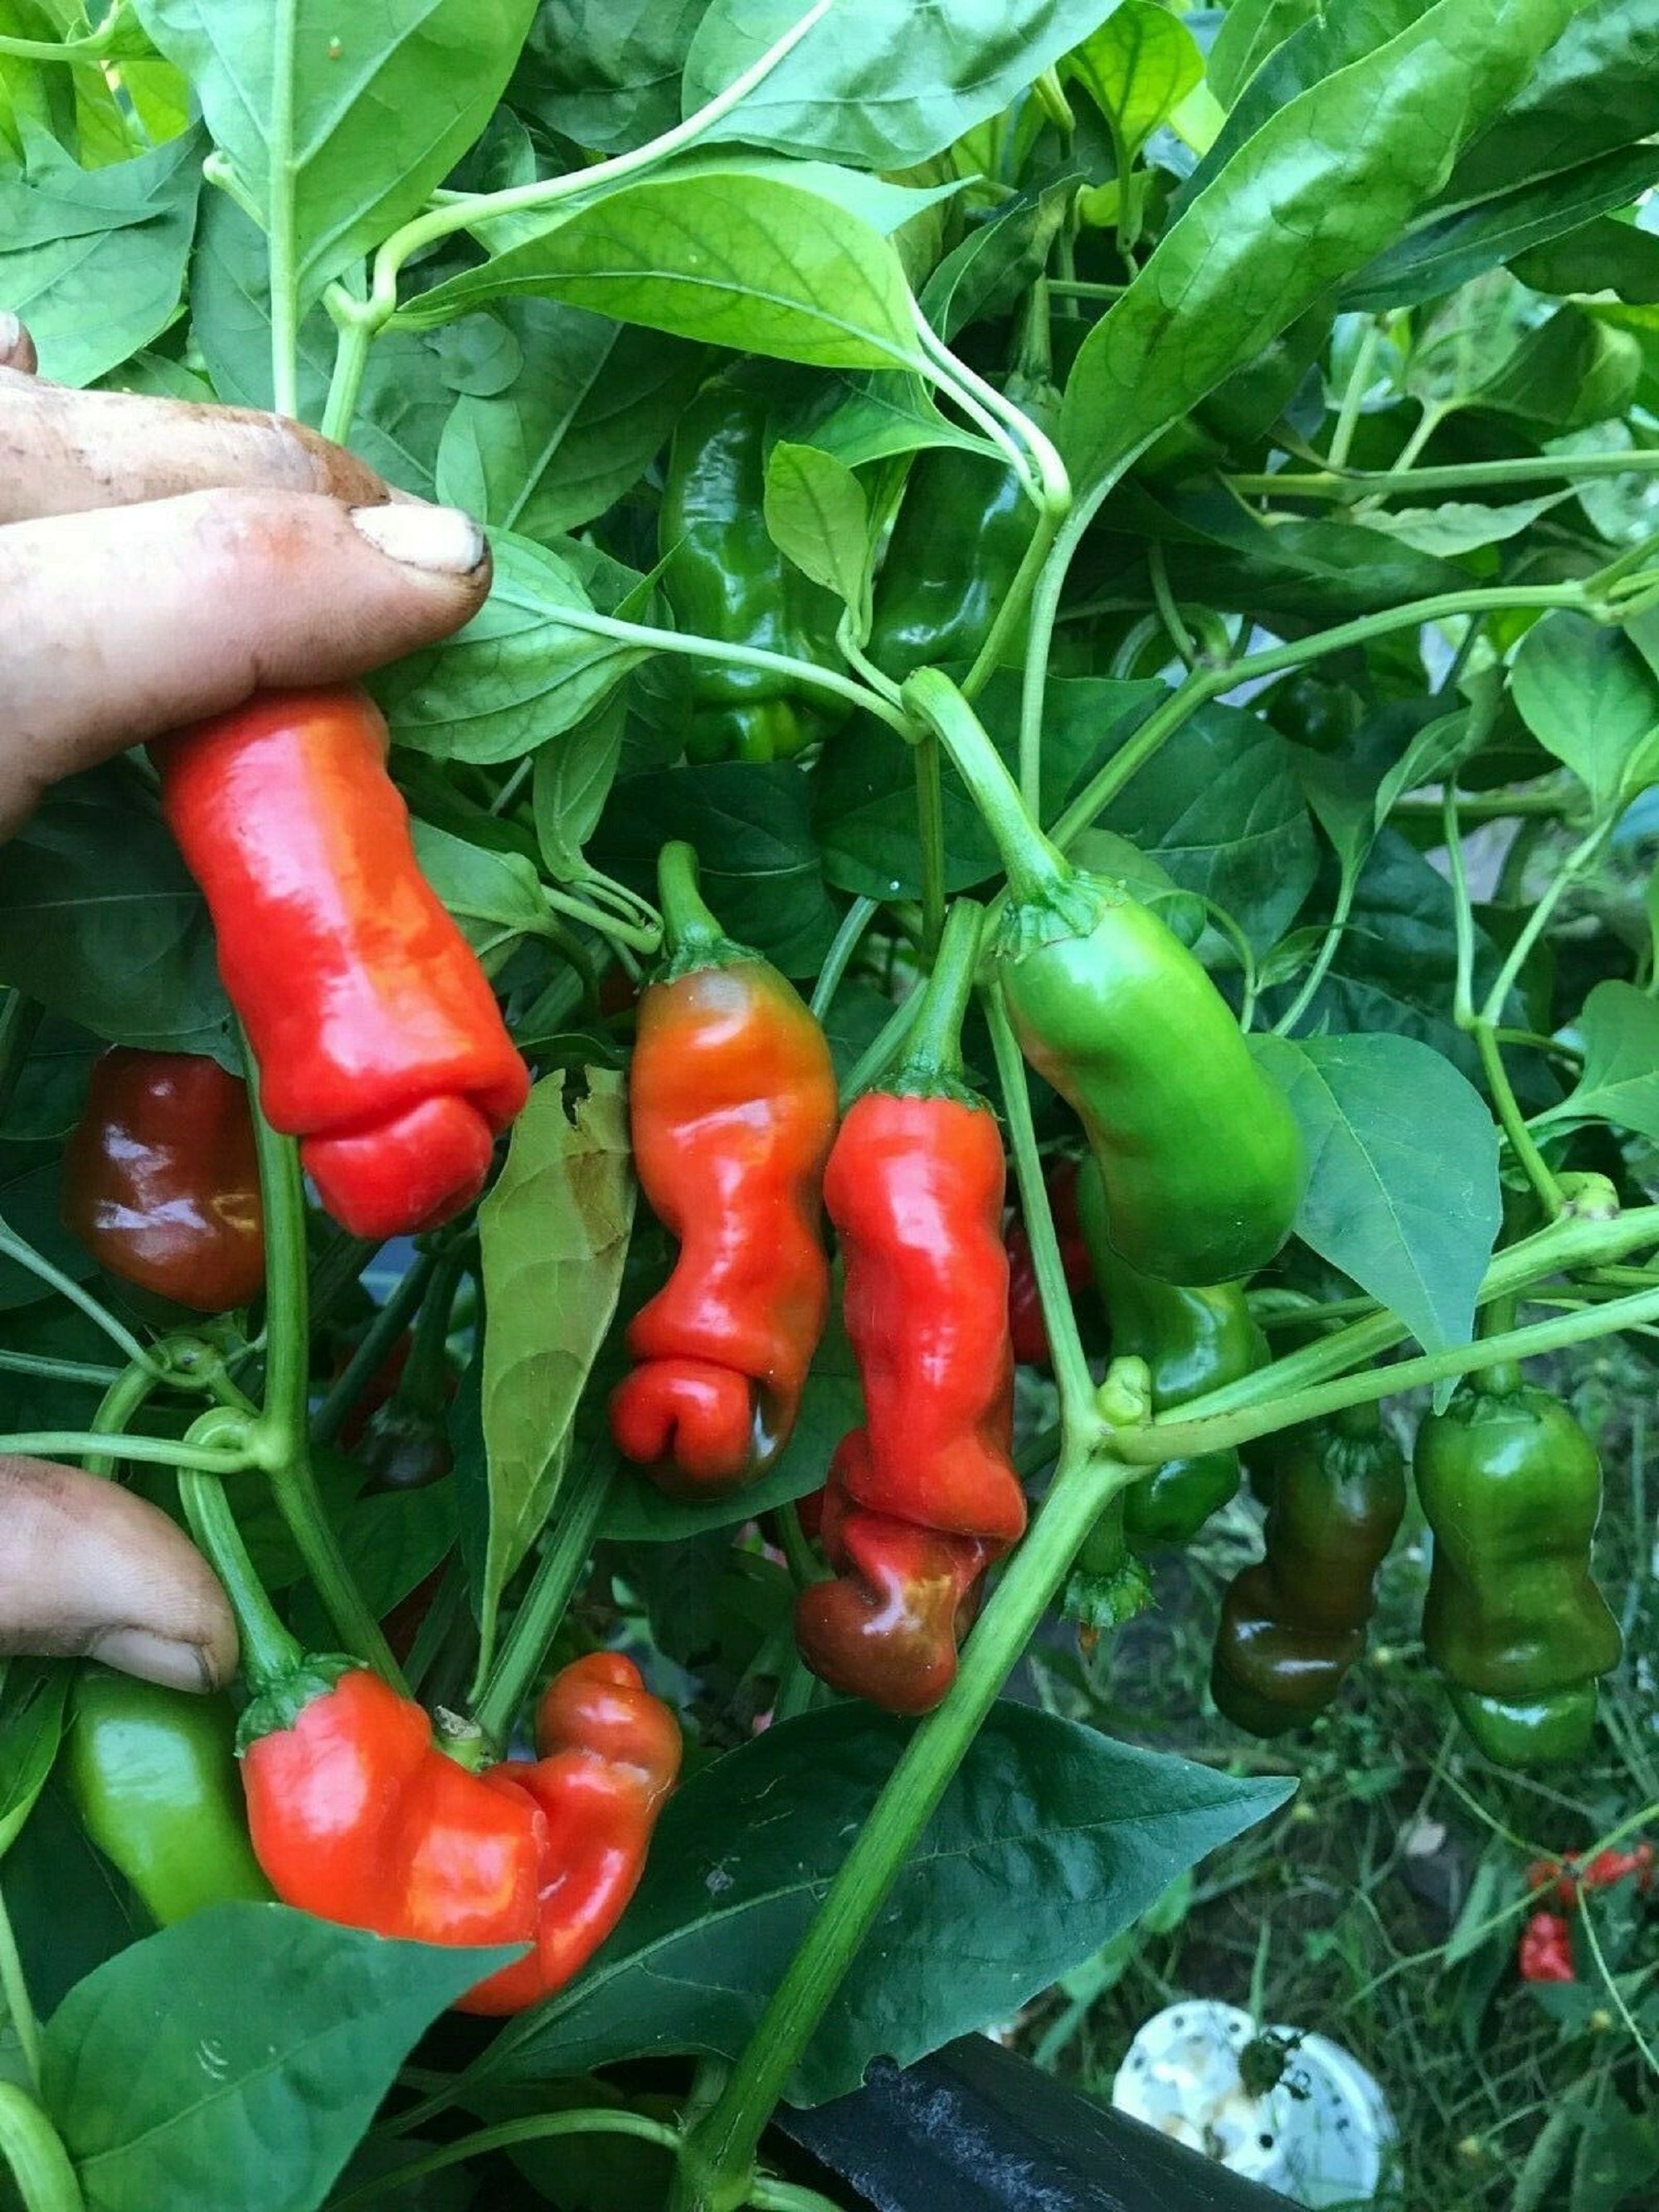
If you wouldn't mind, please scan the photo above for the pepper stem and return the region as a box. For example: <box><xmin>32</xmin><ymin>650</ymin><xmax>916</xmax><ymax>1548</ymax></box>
<box><xmin>177</xmin><ymin>1467</ymin><xmax>303</xmax><ymax>1693</ymax></box>
<box><xmin>656</xmin><ymin>841</ymin><xmax>747</xmax><ymax>977</ymax></box>
<box><xmin>1474</xmin><ymin>1292</ymin><xmax>1523</xmax><ymax>1398</ymax></box>
<box><xmin>899</xmin><ymin>670</ymin><xmax>1068</xmax><ymax>909</ymax></box>
<box><xmin>886</xmin><ymin>900</ymin><xmax>984</xmax><ymax>1096</ymax></box>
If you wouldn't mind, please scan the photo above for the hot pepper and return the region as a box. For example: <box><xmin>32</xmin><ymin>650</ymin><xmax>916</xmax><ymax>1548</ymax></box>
<box><xmin>1414</xmin><ymin>1366</ymin><xmax>1622</xmax><ymax>1769</ymax></box>
<box><xmin>1077</xmin><ymin>1157</ymin><xmax>1267</xmax><ymax>1551</ymax></box>
<box><xmin>1209</xmin><ymin>1401</ymin><xmax>1406</xmax><ymax>1737</ymax></box>
<box><xmin>1518</xmin><ymin>1910</ymin><xmax>1575</xmax><ymax>1984</ymax></box>
<box><xmin>868</xmin><ymin>365</ymin><xmax>1061</xmax><ymax>685</ymax></box>
<box><xmin>795</xmin><ymin>903</ymin><xmax>1026</xmax><ymax>1714</ymax></box>
<box><xmin>659</xmin><ymin>377</ymin><xmax>850</xmax><ymax>763</ymax></box>
<box><xmin>62</xmin><ymin>1049</ymin><xmax>265</xmax><ymax>1311</ymax></box>
<box><xmin>65</xmin><ymin>1669</ymin><xmax>272</xmax><ymax>1925</ymax></box>
<box><xmin>153</xmin><ymin>686</ymin><xmax>529</xmax><ymax>1241</ymax></box>
<box><xmin>241</xmin><ymin>1652</ymin><xmax>679</xmax><ymax>2015</ymax></box>
<box><xmin>611</xmin><ymin>843</ymin><xmax>836</xmax><ymax>1494</ymax></box>
<box><xmin>901</xmin><ymin>669</ymin><xmax>1306</xmax><ymax>1286</ymax></box>
<box><xmin>1005</xmin><ymin>1157</ymin><xmax>1092</xmax><ymax>1369</ymax></box>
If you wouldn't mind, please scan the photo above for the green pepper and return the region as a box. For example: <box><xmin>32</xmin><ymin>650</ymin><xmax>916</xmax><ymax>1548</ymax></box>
<box><xmin>65</xmin><ymin>1669</ymin><xmax>272</xmax><ymax>1925</ymax></box>
<box><xmin>1413</xmin><ymin>1372</ymin><xmax>1622</xmax><ymax>1769</ymax></box>
<box><xmin>659</xmin><ymin>376</ymin><xmax>850</xmax><ymax>763</ymax></box>
<box><xmin>1211</xmin><ymin>1401</ymin><xmax>1406</xmax><ymax>1737</ymax></box>
<box><xmin>1078</xmin><ymin>1157</ymin><xmax>1267</xmax><ymax>1549</ymax></box>
<box><xmin>867</xmin><ymin>370</ymin><xmax>1060</xmax><ymax>685</ymax></box>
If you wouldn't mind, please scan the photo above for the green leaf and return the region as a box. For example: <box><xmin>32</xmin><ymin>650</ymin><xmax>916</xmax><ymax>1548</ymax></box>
<box><xmin>774</xmin><ymin>368</ymin><xmax>990</xmax><ymax>470</ymax></box>
<box><xmin>373</xmin><ymin>534</ymin><xmax>643</xmax><ymax>764</ymax></box>
<box><xmin>1250</xmin><ymin>1031</ymin><xmax>1501</xmax><ymax>1357</ymax></box>
<box><xmin>763</xmin><ymin>441</ymin><xmax>869</xmax><ymax>608</ymax></box>
<box><xmin>508</xmin><ymin>0</ymin><xmax>699</xmax><ymax>155</ymax></box>
<box><xmin>472</xmin><ymin>1703</ymin><xmax>1292</xmax><ymax>2104</ymax></box>
<box><xmin>401</xmin><ymin>162</ymin><xmax>928</xmax><ymax>373</ymax></box>
<box><xmin>919</xmin><ymin>177</ymin><xmax>1078</xmax><ymax>343</ymax></box>
<box><xmin>134</xmin><ymin>0</ymin><xmax>538</xmax><ymax>309</ymax></box>
<box><xmin>435</xmin><ymin>299</ymin><xmax>705</xmax><ymax>540</ymax></box>
<box><xmin>1515</xmin><ymin>214</ymin><xmax>1659</xmax><ymax>305</ymax></box>
<box><xmin>533</xmin><ymin>694</ymin><xmax>628</xmax><ymax>885</ymax></box>
<box><xmin>0</xmin><ymin>125</ymin><xmax>201</xmax><ymax>384</ymax></box>
<box><xmin>409</xmin><ymin>821</ymin><xmax>550</xmax><ymax>962</ymax></box>
<box><xmin>1359</xmin><ymin>496</ymin><xmax>1565</xmax><ymax>561</ymax></box>
<box><xmin>41</xmin><ymin>1906</ymin><xmax>515</xmax><ymax>2212</ymax></box>
<box><xmin>1511</xmin><ymin>611</ymin><xmax>1659</xmax><ymax>821</ymax></box>
<box><xmin>1061</xmin><ymin>0</ymin><xmax>1584</xmax><ymax>498</ymax></box>
<box><xmin>682</xmin><ymin>0</ymin><xmax>1134</xmax><ymax>169</ymax></box>
<box><xmin>1467</xmin><ymin>305</ymin><xmax>1641</xmax><ymax>431</ymax></box>
<box><xmin>1206</xmin><ymin>0</ymin><xmax>1319</xmax><ymax>109</ymax></box>
<box><xmin>0</xmin><ymin>1659</ymin><xmax>68</xmax><ymax>1859</ymax></box>
<box><xmin>1537</xmin><ymin>980</ymin><xmax>1659</xmax><ymax>1143</ymax></box>
<box><xmin>476</xmin><ymin>1070</ymin><xmax>634</xmax><ymax>1631</ymax></box>
<box><xmin>0</xmin><ymin>767</ymin><xmax>230</xmax><ymax>1055</ymax></box>
<box><xmin>1065</xmin><ymin>0</ymin><xmax>1204</xmax><ymax>163</ymax></box>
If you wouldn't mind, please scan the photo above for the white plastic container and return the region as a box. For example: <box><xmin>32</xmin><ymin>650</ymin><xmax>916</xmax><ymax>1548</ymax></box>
<box><xmin>1112</xmin><ymin>1999</ymin><xmax>1398</xmax><ymax>2207</ymax></box>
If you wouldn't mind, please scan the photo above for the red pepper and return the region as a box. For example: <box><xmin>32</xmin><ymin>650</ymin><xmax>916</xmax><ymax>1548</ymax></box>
<box><xmin>242</xmin><ymin>1653</ymin><xmax>679</xmax><ymax>2015</ymax></box>
<box><xmin>153</xmin><ymin>687</ymin><xmax>528</xmax><ymax>1240</ymax></box>
<box><xmin>1518</xmin><ymin>1909</ymin><xmax>1575</xmax><ymax>1983</ymax></box>
<box><xmin>611</xmin><ymin>844</ymin><xmax>836</xmax><ymax>1494</ymax></box>
<box><xmin>1005</xmin><ymin>1158</ymin><xmax>1092</xmax><ymax>1367</ymax></box>
<box><xmin>795</xmin><ymin>904</ymin><xmax>1025</xmax><ymax>1713</ymax></box>
<box><xmin>62</xmin><ymin>1049</ymin><xmax>265</xmax><ymax>1310</ymax></box>
<box><xmin>1525</xmin><ymin>1839</ymin><xmax>1653</xmax><ymax>1909</ymax></box>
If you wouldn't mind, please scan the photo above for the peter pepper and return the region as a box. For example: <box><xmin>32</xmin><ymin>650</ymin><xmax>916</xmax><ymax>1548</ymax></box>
<box><xmin>153</xmin><ymin>686</ymin><xmax>528</xmax><ymax>1241</ymax></box>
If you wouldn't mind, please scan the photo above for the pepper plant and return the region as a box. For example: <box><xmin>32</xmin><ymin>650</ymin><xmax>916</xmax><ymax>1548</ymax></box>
<box><xmin>1</xmin><ymin>2</ymin><xmax>1658</xmax><ymax>2209</ymax></box>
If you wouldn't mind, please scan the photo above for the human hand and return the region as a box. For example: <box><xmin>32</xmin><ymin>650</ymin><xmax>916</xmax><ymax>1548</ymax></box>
<box><xmin>0</xmin><ymin>309</ymin><xmax>492</xmax><ymax>835</ymax></box>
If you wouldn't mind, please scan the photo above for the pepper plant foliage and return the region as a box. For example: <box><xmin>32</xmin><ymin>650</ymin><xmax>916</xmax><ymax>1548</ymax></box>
<box><xmin>2</xmin><ymin>0</ymin><xmax>1659</xmax><ymax>2206</ymax></box>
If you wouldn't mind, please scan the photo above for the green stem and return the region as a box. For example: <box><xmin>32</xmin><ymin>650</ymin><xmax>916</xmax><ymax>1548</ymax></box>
<box><xmin>267</xmin><ymin>0</ymin><xmax>300</xmax><ymax>417</ymax></box>
<box><xmin>809</xmin><ymin>898</ymin><xmax>879</xmax><ymax>1021</ymax></box>
<box><xmin>0</xmin><ymin>1220</ymin><xmax>159</xmax><ymax>1376</ymax></box>
<box><xmin>966</xmin><ymin>502</ymin><xmax>1059</xmax><ymax>729</ymax></box>
<box><xmin>176</xmin><ymin>1470</ymin><xmax>301</xmax><ymax>1690</ymax></box>
<box><xmin>1391</xmin><ymin>788</ymin><xmax>1569</xmax><ymax>824</ymax></box>
<box><xmin>674</xmin><ymin>1432</ymin><xmax>1123</xmax><ymax>2212</ymax></box>
<box><xmin>1326</xmin><ymin>320</ymin><xmax>1384</xmax><ymax>472</ymax></box>
<box><xmin>0</xmin><ymin>1352</ymin><xmax>122</xmax><ymax>1389</ymax></box>
<box><xmin>0</xmin><ymin>1430</ymin><xmax>249</xmax><ymax>1472</ymax></box>
<box><xmin>1229</xmin><ymin>446</ymin><xmax>1659</xmax><ymax>503</ymax></box>
<box><xmin>775</xmin><ymin>1501</ymin><xmax>824</xmax><ymax>1592</ymax></box>
<box><xmin>310</xmin><ymin>1255</ymin><xmax>437</xmax><ymax>1446</ymax></box>
<box><xmin>1146</xmin><ymin>542</ymin><xmax>1198</xmax><ymax>670</ymax></box>
<box><xmin>901</xmin><ymin>670</ymin><xmax>1063</xmax><ymax>907</ymax></box>
<box><xmin>0</xmin><ymin>1884</ymin><xmax>39</xmax><ymax>2093</ymax></box>
<box><xmin>837</xmin><ymin>992</ymin><xmax>926</xmax><ymax>1111</ymax></box>
<box><xmin>658</xmin><ymin>840</ymin><xmax>736</xmax><ymax>967</ymax></box>
<box><xmin>0</xmin><ymin>2085</ymin><xmax>82</xmax><ymax>2212</ymax></box>
<box><xmin>915</xmin><ymin>736</ymin><xmax>948</xmax><ymax>955</ymax></box>
<box><xmin>889</xmin><ymin>899</ymin><xmax>981</xmax><ymax>1089</ymax></box>
<box><xmin>320</xmin><ymin>290</ymin><xmax>374</xmax><ymax>444</ymax></box>
<box><xmin>1271</xmin><ymin>869</ymin><xmax>1356</xmax><ymax>1036</ymax></box>
<box><xmin>81</xmin><ymin>1362</ymin><xmax>162</xmax><ymax>1482</ymax></box>
<box><xmin>543</xmin><ymin>884</ymin><xmax>660</xmax><ymax>957</ymax></box>
<box><xmin>1044</xmin><ymin>279</ymin><xmax>1126</xmax><ymax>302</ymax></box>
<box><xmin>1480</xmin><ymin>815</ymin><xmax>1616</xmax><ymax>1025</ymax></box>
<box><xmin>1473</xmin><ymin>1023</ymin><xmax>1563</xmax><ymax>1217</ymax></box>
<box><xmin>470</xmin><ymin>1453</ymin><xmax>614</xmax><ymax>1743</ymax></box>
<box><xmin>333</xmin><ymin>2112</ymin><xmax>681</xmax><ymax>2212</ymax></box>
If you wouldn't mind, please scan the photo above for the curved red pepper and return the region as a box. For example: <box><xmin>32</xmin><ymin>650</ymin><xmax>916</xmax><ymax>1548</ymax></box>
<box><xmin>62</xmin><ymin>1049</ymin><xmax>264</xmax><ymax>1311</ymax></box>
<box><xmin>1518</xmin><ymin>1909</ymin><xmax>1574</xmax><ymax>1983</ymax></box>
<box><xmin>242</xmin><ymin>1653</ymin><xmax>679</xmax><ymax>2015</ymax></box>
<box><xmin>153</xmin><ymin>687</ymin><xmax>528</xmax><ymax>1240</ymax></box>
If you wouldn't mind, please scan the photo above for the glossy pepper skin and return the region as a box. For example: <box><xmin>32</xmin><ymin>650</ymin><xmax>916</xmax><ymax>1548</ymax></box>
<box><xmin>795</xmin><ymin>903</ymin><xmax>1024</xmax><ymax>1713</ymax></box>
<box><xmin>611</xmin><ymin>844</ymin><xmax>836</xmax><ymax>1494</ymax></box>
<box><xmin>153</xmin><ymin>687</ymin><xmax>529</xmax><ymax>1240</ymax></box>
<box><xmin>1078</xmin><ymin>1158</ymin><xmax>1266</xmax><ymax>1549</ymax></box>
<box><xmin>1519</xmin><ymin>1911</ymin><xmax>1575</xmax><ymax>1983</ymax></box>
<box><xmin>1005</xmin><ymin>1157</ymin><xmax>1092</xmax><ymax>1368</ymax></box>
<box><xmin>868</xmin><ymin>371</ymin><xmax>1061</xmax><ymax>685</ymax></box>
<box><xmin>1414</xmin><ymin>1376</ymin><xmax>1622</xmax><ymax>1769</ymax></box>
<box><xmin>1210</xmin><ymin>1402</ymin><xmax>1406</xmax><ymax>1737</ymax></box>
<box><xmin>66</xmin><ymin>1670</ymin><xmax>272</xmax><ymax>1925</ymax></box>
<box><xmin>995</xmin><ymin>868</ymin><xmax>1305</xmax><ymax>1285</ymax></box>
<box><xmin>242</xmin><ymin>1654</ymin><xmax>679</xmax><ymax>2015</ymax></box>
<box><xmin>62</xmin><ymin>1050</ymin><xmax>264</xmax><ymax>1311</ymax></box>
<box><xmin>659</xmin><ymin>378</ymin><xmax>849</xmax><ymax>763</ymax></box>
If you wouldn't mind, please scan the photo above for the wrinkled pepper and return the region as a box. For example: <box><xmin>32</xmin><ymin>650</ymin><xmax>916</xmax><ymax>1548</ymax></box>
<box><xmin>241</xmin><ymin>1654</ymin><xmax>679</xmax><ymax>2015</ymax></box>
<box><xmin>153</xmin><ymin>686</ymin><xmax>529</xmax><ymax>1241</ymax></box>
<box><xmin>66</xmin><ymin>1669</ymin><xmax>272</xmax><ymax>1924</ymax></box>
<box><xmin>1005</xmin><ymin>1157</ymin><xmax>1092</xmax><ymax>1368</ymax></box>
<box><xmin>1210</xmin><ymin>1401</ymin><xmax>1406</xmax><ymax>1737</ymax></box>
<box><xmin>795</xmin><ymin>902</ymin><xmax>1026</xmax><ymax>1714</ymax></box>
<box><xmin>868</xmin><ymin>366</ymin><xmax>1060</xmax><ymax>684</ymax></box>
<box><xmin>1414</xmin><ymin>1367</ymin><xmax>1622</xmax><ymax>1769</ymax></box>
<box><xmin>1078</xmin><ymin>1157</ymin><xmax>1267</xmax><ymax>1550</ymax></box>
<box><xmin>611</xmin><ymin>843</ymin><xmax>836</xmax><ymax>1494</ymax></box>
<box><xmin>1518</xmin><ymin>1910</ymin><xmax>1575</xmax><ymax>1984</ymax></box>
<box><xmin>62</xmin><ymin>1049</ymin><xmax>265</xmax><ymax>1311</ymax></box>
<box><xmin>900</xmin><ymin>670</ymin><xmax>1306</xmax><ymax>1286</ymax></box>
<box><xmin>659</xmin><ymin>377</ymin><xmax>850</xmax><ymax>763</ymax></box>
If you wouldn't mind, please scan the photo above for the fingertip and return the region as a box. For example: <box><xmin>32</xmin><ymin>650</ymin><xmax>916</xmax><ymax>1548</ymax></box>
<box><xmin>0</xmin><ymin>313</ymin><xmax>37</xmax><ymax>375</ymax></box>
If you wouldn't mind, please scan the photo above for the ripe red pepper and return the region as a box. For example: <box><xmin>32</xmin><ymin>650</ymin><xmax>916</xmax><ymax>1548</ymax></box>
<box><xmin>1518</xmin><ymin>1909</ymin><xmax>1575</xmax><ymax>1983</ymax></box>
<box><xmin>795</xmin><ymin>904</ymin><xmax>1026</xmax><ymax>1713</ymax></box>
<box><xmin>1525</xmin><ymin>1840</ymin><xmax>1653</xmax><ymax>1910</ymax></box>
<box><xmin>62</xmin><ymin>1049</ymin><xmax>265</xmax><ymax>1310</ymax></box>
<box><xmin>242</xmin><ymin>1653</ymin><xmax>679</xmax><ymax>2015</ymax></box>
<box><xmin>153</xmin><ymin>687</ymin><xmax>529</xmax><ymax>1240</ymax></box>
<box><xmin>611</xmin><ymin>843</ymin><xmax>836</xmax><ymax>1494</ymax></box>
<box><xmin>1005</xmin><ymin>1157</ymin><xmax>1092</xmax><ymax>1367</ymax></box>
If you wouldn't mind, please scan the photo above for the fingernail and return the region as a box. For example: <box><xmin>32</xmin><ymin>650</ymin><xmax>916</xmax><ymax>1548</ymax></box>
<box><xmin>90</xmin><ymin>1626</ymin><xmax>212</xmax><ymax>1692</ymax></box>
<box><xmin>348</xmin><ymin>501</ymin><xmax>486</xmax><ymax>575</ymax></box>
<box><xmin>0</xmin><ymin>312</ymin><xmax>36</xmax><ymax>373</ymax></box>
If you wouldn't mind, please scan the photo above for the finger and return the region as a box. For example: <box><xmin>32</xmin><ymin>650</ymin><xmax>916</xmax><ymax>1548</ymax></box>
<box><xmin>0</xmin><ymin>358</ymin><xmax>389</xmax><ymax>522</ymax></box>
<box><xmin>0</xmin><ymin>1456</ymin><xmax>237</xmax><ymax>1690</ymax></box>
<box><xmin>0</xmin><ymin>312</ymin><xmax>37</xmax><ymax>376</ymax></box>
<box><xmin>0</xmin><ymin>488</ymin><xmax>490</xmax><ymax>835</ymax></box>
